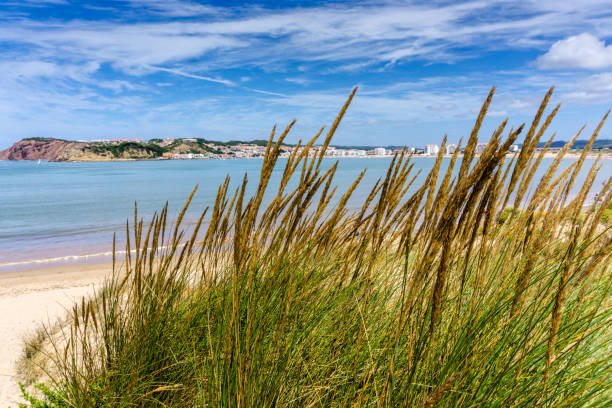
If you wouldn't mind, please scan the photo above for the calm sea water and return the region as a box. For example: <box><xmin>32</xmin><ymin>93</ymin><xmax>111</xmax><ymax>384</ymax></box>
<box><xmin>1</xmin><ymin>157</ymin><xmax>610</xmax><ymax>272</ymax></box>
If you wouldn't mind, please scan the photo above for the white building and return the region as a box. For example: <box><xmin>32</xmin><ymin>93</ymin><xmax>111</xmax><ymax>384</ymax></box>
<box><xmin>445</xmin><ymin>144</ymin><xmax>457</xmax><ymax>155</ymax></box>
<box><xmin>374</xmin><ymin>147</ymin><xmax>387</xmax><ymax>156</ymax></box>
<box><xmin>344</xmin><ymin>149</ymin><xmax>366</xmax><ymax>157</ymax></box>
<box><xmin>475</xmin><ymin>143</ymin><xmax>487</xmax><ymax>154</ymax></box>
<box><xmin>425</xmin><ymin>144</ymin><xmax>440</xmax><ymax>156</ymax></box>
<box><xmin>509</xmin><ymin>144</ymin><xmax>520</xmax><ymax>152</ymax></box>
<box><xmin>325</xmin><ymin>147</ymin><xmax>342</xmax><ymax>156</ymax></box>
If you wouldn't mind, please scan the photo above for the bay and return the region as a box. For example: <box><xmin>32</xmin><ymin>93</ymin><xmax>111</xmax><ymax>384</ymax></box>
<box><xmin>0</xmin><ymin>157</ymin><xmax>610</xmax><ymax>272</ymax></box>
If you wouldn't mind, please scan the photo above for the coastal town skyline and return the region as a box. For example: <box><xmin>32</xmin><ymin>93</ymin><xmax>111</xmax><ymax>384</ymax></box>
<box><xmin>10</xmin><ymin>134</ymin><xmax>610</xmax><ymax>162</ymax></box>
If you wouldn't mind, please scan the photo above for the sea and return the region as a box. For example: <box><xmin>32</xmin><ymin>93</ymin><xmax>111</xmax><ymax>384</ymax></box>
<box><xmin>1</xmin><ymin>157</ymin><xmax>610</xmax><ymax>272</ymax></box>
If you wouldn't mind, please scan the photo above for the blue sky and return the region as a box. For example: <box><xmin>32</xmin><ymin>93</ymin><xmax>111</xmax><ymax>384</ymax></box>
<box><xmin>1</xmin><ymin>0</ymin><xmax>612</xmax><ymax>149</ymax></box>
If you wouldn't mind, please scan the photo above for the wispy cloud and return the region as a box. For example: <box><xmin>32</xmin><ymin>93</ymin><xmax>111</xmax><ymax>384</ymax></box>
<box><xmin>245</xmin><ymin>88</ymin><xmax>288</xmax><ymax>97</ymax></box>
<box><xmin>124</xmin><ymin>0</ymin><xmax>221</xmax><ymax>17</ymax></box>
<box><xmin>561</xmin><ymin>72</ymin><xmax>612</xmax><ymax>103</ymax></box>
<box><xmin>8</xmin><ymin>0</ymin><xmax>69</xmax><ymax>6</ymax></box>
<box><xmin>0</xmin><ymin>1</ymin><xmax>611</xmax><ymax>148</ymax></box>
<box><xmin>285</xmin><ymin>77</ymin><xmax>311</xmax><ymax>85</ymax></box>
<box><xmin>3</xmin><ymin>2</ymin><xmax>612</xmax><ymax>75</ymax></box>
<box><xmin>149</xmin><ymin>66</ymin><xmax>235</xmax><ymax>86</ymax></box>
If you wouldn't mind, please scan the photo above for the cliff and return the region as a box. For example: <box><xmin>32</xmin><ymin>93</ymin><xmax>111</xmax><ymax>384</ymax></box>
<box><xmin>1</xmin><ymin>137</ymin><xmax>263</xmax><ymax>162</ymax></box>
<box><xmin>0</xmin><ymin>139</ymin><xmax>165</xmax><ymax>162</ymax></box>
<box><xmin>0</xmin><ymin>138</ymin><xmax>86</xmax><ymax>161</ymax></box>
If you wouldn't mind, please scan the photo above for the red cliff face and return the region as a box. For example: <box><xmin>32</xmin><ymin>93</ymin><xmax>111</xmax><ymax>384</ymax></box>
<box><xmin>0</xmin><ymin>139</ymin><xmax>84</xmax><ymax>161</ymax></box>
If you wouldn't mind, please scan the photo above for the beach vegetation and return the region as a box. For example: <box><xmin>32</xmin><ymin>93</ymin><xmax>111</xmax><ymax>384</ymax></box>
<box><xmin>601</xmin><ymin>201</ymin><xmax>612</xmax><ymax>224</ymax></box>
<box><xmin>89</xmin><ymin>141</ymin><xmax>166</xmax><ymax>158</ymax></box>
<box><xmin>22</xmin><ymin>87</ymin><xmax>612</xmax><ymax>407</ymax></box>
<box><xmin>18</xmin><ymin>383</ymin><xmax>67</xmax><ymax>408</ymax></box>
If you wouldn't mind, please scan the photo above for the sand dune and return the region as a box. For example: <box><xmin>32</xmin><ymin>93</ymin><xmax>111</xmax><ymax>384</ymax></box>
<box><xmin>0</xmin><ymin>263</ymin><xmax>109</xmax><ymax>407</ymax></box>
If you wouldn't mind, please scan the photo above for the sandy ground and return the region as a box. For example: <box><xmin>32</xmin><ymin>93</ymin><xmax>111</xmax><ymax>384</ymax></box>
<box><xmin>0</xmin><ymin>263</ymin><xmax>110</xmax><ymax>407</ymax></box>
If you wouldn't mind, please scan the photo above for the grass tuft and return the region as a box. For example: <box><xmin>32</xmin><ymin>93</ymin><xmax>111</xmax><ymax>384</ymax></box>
<box><xmin>23</xmin><ymin>87</ymin><xmax>612</xmax><ymax>407</ymax></box>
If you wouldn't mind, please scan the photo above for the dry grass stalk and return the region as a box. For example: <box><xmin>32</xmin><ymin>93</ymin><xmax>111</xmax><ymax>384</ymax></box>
<box><xmin>23</xmin><ymin>86</ymin><xmax>612</xmax><ymax>408</ymax></box>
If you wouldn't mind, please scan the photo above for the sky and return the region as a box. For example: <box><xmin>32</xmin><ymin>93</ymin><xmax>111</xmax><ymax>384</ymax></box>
<box><xmin>1</xmin><ymin>0</ymin><xmax>612</xmax><ymax>149</ymax></box>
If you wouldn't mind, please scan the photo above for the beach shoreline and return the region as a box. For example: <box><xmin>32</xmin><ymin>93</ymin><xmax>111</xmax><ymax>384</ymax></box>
<box><xmin>0</xmin><ymin>263</ymin><xmax>110</xmax><ymax>407</ymax></box>
<box><xmin>1</xmin><ymin>151</ymin><xmax>610</xmax><ymax>163</ymax></box>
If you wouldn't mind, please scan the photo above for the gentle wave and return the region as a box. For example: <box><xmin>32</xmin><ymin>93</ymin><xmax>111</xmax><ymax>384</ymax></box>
<box><xmin>0</xmin><ymin>250</ymin><xmax>121</xmax><ymax>268</ymax></box>
<box><xmin>0</xmin><ymin>242</ymin><xmax>188</xmax><ymax>269</ymax></box>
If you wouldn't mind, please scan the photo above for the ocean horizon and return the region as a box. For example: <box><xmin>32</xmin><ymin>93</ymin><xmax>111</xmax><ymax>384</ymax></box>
<box><xmin>1</xmin><ymin>157</ymin><xmax>610</xmax><ymax>272</ymax></box>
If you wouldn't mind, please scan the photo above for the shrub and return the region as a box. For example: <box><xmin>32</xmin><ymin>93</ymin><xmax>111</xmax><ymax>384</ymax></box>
<box><xmin>497</xmin><ymin>207</ymin><xmax>522</xmax><ymax>224</ymax></box>
<box><xmin>601</xmin><ymin>208</ymin><xmax>611</xmax><ymax>224</ymax></box>
<box><xmin>18</xmin><ymin>383</ymin><xmax>67</xmax><ymax>408</ymax></box>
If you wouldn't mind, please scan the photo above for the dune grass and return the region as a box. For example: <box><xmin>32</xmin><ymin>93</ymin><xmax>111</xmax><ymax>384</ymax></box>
<box><xmin>22</xmin><ymin>87</ymin><xmax>611</xmax><ymax>407</ymax></box>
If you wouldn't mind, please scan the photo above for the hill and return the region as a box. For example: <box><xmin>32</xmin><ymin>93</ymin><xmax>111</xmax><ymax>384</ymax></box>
<box><xmin>537</xmin><ymin>138</ymin><xmax>612</xmax><ymax>149</ymax></box>
<box><xmin>0</xmin><ymin>138</ymin><xmax>85</xmax><ymax>161</ymax></box>
<box><xmin>0</xmin><ymin>138</ymin><xmax>250</xmax><ymax>161</ymax></box>
<box><xmin>0</xmin><ymin>138</ymin><xmax>165</xmax><ymax>161</ymax></box>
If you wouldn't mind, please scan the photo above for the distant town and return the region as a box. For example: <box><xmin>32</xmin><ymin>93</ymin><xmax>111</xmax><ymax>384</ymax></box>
<box><xmin>84</xmin><ymin>138</ymin><xmax>524</xmax><ymax>160</ymax></box>
<box><xmin>2</xmin><ymin>137</ymin><xmax>610</xmax><ymax>162</ymax></box>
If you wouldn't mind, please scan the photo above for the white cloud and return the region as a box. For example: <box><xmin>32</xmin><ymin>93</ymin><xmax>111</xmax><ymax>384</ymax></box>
<box><xmin>3</xmin><ymin>1</ymin><xmax>612</xmax><ymax>81</ymax></box>
<box><xmin>583</xmin><ymin>72</ymin><xmax>612</xmax><ymax>91</ymax></box>
<box><xmin>427</xmin><ymin>103</ymin><xmax>458</xmax><ymax>112</ymax></box>
<box><xmin>124</xmin><ymin>0</ymin><xmax>220</xmax><ymax>17</ymax></box>
<box><xmin>562</xmin><ymin>72</ymin><xmax>612</xmax><ymax>102</ymax></box>
<box><xmin>536</xmin><ymin>33</ymin><xmax>612</xmax><ymax>70</ymax></box>
<box><xmin>97</xmin><ymin>80</ymin><xmax>140</xmax><ymax>92</ymax></box>
<box><xmin>285</xmin><ymin>77</ymin><xmax>310</xmax><ymax>85</ymax></box>
<box><xmin>0</xmin><ymin>60</ymin><xmax>100</xmax><ymax>83</ymax></box>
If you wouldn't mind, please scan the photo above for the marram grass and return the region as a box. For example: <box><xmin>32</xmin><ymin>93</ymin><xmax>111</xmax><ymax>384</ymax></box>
<box><xmin>22</xmin><ymin>87</ymin><xmax>611</xmax><ymax>407</ymax></box>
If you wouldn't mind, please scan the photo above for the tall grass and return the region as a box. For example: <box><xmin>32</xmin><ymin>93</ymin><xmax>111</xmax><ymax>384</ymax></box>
<box><xmin>27</xmin><ymin>87</ymin><xmax>611</xmax><ymax>407</ymax></box>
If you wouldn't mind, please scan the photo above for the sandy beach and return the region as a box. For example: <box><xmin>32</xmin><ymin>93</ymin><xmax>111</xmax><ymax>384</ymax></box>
<box><xmin>0</xmin><ymin>263</ymin><xmax>110</xmax><ymax>407</ymax></box>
